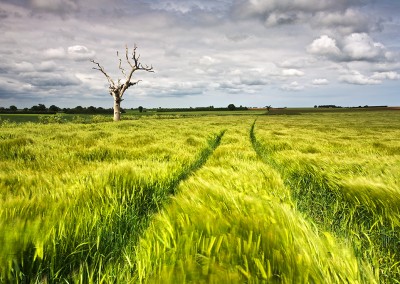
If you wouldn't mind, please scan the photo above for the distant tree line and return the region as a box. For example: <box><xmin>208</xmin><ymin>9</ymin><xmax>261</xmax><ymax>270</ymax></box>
<box><xmin>0</xmin><ymin>104</ymin><xmax>249</xmax><ymax>114</ymax></box>
<box><xmin>156</xmin><ymin>104</ymin><xmax>248</xmax><ymax>112</ymax></box>
<box><xmin>353</xmin><ymin>105</ymin><xmax>388</xmax><ymax>108</ymax></box>
<box><xmin>314</xmin><ymin>105</ymin><xmax>388</xmax><ymax>109</ymax></box>
<box><xmin>314</xmin><ymin>105</ymin><xmax>343</xmax><ymax>108</ymax></box>
<box><xmin>0</xmin><ymin>104</ymin><xmax>126</xmax><ymax>114</ymax></box>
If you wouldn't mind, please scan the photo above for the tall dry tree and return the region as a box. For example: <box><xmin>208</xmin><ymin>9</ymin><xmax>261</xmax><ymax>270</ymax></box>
<box><xmin>90</xmin><ymin>45</ymin><xmax>153</xmax><ymax>121</ymax></box>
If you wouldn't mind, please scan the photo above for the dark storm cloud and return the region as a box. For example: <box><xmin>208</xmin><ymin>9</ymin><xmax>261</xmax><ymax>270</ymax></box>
<box><xmin>22</xmin><ymin>72</ymin><xmax>81</xmax><ymax>87</ymax></box>
<box><xmin>231</xmin><ymin>0</ymin><xmax>382</xmax><ymax>33</ymax></box>
<box><xmin>0</xmin><ymin>8</ymin><xmax>8</xmax><ymax>19</ymax></box>
<box><xmin>1</xmin><ymin>0</ymin><xmax>79</xmax><ymax>15</ymax></box>
<box><xmin>0</xmin><ymin>84</ymin><xmax>18</xmax><ymax>99</ymax></box>
<box><xmin>0</xmin><ymin>76</ymin><xmax>34</xmax><ymax>100</ymax></box>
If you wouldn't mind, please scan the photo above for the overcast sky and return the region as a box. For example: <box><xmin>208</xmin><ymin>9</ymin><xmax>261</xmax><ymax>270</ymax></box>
<box><xmin>0</xmin><ymin>0</ymin><xmax>399</xmax><ymax>108</ymax></box>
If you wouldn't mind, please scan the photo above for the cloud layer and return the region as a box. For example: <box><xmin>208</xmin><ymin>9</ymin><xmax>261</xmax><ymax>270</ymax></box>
<box><xmin>0</xmin><ymin>0</ymin><xmax>399</xmax><ymax>108</ymax></box>
<box><xmin>308</xmin><ymin>33</ymin><xmax>390</xmax><ymax>62</ymax></box>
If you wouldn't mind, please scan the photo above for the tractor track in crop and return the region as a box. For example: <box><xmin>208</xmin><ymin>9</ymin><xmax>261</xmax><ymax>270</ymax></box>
<box><xmin>8</xmin><ymin>130</ymin><xmax>226</xmax><ymax>283</ymax></box>
<box><xmin>250</xmin><ymin>119</ymin><xmax>400</xmax><ymax>283</ymax></box>
<box><xmin>166</xmin><ymin>129</ymin><xmax>226</xmax><ymax>196</ymax></box>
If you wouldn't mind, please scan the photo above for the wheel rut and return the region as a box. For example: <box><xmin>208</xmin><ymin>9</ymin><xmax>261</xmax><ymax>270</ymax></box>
<box><xmin>250</xmin><ymin>119</ymin><xmax>400</xmax><ymax>282</ymax></box>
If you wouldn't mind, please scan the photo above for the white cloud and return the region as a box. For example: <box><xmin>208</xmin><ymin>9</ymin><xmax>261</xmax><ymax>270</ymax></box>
<box><xmin>307</xmin><ymin>33</ymin><xmax>391</xmax><ymax>63</ymax></box>
<box><xmin>282</xmin><ymin>68</ymin><xmax>304</xmax><ymax>77</ymax></box>
<box><xmin>30</xmin><ymin>0</ymin><xmax>79</xmax><ymax>14</ymax></box>
<box><xmin>44</xmin><ymin>47</ymin><xmax>66</xmax><ymax>59</ymax></box>
<box><xmin>281</xmin><ymin>81</ymin><xmax>304</xmax><ymax>91</ymax></box>
<box><xmin>14</xmin><ymin>61</ymin><xmax>35</xmax><ymax>72</ymax></box>
<box><xmin>215</xmin><ymin>68</ymin><xmax>272</xmax><ymax>90</ymax></box>
<box><xmin>194</xmin><ymin>68</ymin><xmax>206</xmax><ymax>75</ymax></box>
<box><xmin>75</xmin><ymin>72</ymin><xmax>106</xmax><ymax>90</ymax></box>
<box><xmin>37</xmin><ymin>61</ymin><xmax>58</xmax><ymax>72</ymax></box>
<box><xmin>312</xmin><ymin>9</ymin><xmax>372</xmax><ymax>34</ymax></box>
<box><xmin>279</xmin><ymin>57</ymin><xmax>315</xmax><ymax>68</ymax></box>
<box><xmin>307</xmin><ymin>35</ymin><xmax>341</xmax><ymax>58</ymax></box>
<box><xmin>339</xmin><ymin>70</ymin><xmax>381</xmax><ymax>85</ymax></box>
<box><xmin>371</xmin><ymin>71</ymin><xmax>400</xmax><ymax>80</ymax></box>
<box><xmin>342</xmin><ymin>33</ymin><xmax>386</xmax><ymax>61</ymax></box>
<box><xmin>149</xmin><ymin>0</ymin><xmax>227</xmax><ymax>15</ymax></box>
<box><xmin>198</xmin><ymin>55</ymin><xmax>220</xmax><ymax>66</ymax></box>
<box><xmin>312</xmin><ymin>78</ymin><xmax>329</xmax><ymax>85</ymax></box>
<box><xmin>140</xmin><ymin>78</ymin><xmax>206</xmax><ymax>97</ymax></box>
<box><xmin>67</xmin><ymin>45</ymin><xmax>96</xmax><ymax>61</ymax></box>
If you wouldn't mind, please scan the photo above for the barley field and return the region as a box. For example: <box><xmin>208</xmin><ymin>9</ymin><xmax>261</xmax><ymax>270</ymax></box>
<box><xmin>0</xmin><ymin>111</ymin><xmax>399</xmax><ymax>283</ymax></box>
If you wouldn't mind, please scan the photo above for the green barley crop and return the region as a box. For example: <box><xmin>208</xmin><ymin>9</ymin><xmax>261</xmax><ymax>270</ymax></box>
<box><xmin>0</xmin><ymin>118</ymin><xmax>222</xmax><ymax>282</ymax></box>
<box><xmin>251</xmin><ymin>111</ymin><xmax>400</xmax><ymax>282</ymax></box>
<box><xmin>126</xmin><ymin>117</ymin><xmax>375</xmax><ymax>283</ymax></box>
<box><xmin>1</xmin><ymin>111</ymin><xmax>398</xmax><ymax>283</ymax></box>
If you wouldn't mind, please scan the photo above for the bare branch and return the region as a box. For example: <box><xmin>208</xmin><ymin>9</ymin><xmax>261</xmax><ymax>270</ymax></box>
<box><xmin>120</xmin><ymin>80</ymin><xmax>142</xmax><ymax>98</ymax></box>
<box><xmin>119</xmin><ymin>45</ymin><xmax>152</xmax><ymax>93</ymax></box>
<box><xmin>139</xmin><ymin>64</ymin><xmax>154</xmax><ymax>72</ymax></box>
<box><xmin>117</xmin><ymin>51</ymin><xmax>127</xmax><ymax>79</ymax></box>
<box><xmin>132</xmin><ymin>45</ymin><xmax>140</xmax><ymax>68</ymax></box>
<box><xmin>91</xmin><ymin>45</ymin><xmax>153</xmax><ymax>101</ymax></box>
<box><xmin>90</xmin><ymin>59</ymin><xmax>116</xmax><ymax>87</ymax></box>
<box><xmin>128</xmin><ymin>79</ymin><xmax>142</xmax><ymax>87</ymax></box>
<box><xmin>90</xmin><ymin>45</ymin><xmax>154</xmax><ymax>121</ymax></box>
<box><xmin>126</xmin><ymin>45</ymin><xmax>134</xmax><ymax>68</ymax></box>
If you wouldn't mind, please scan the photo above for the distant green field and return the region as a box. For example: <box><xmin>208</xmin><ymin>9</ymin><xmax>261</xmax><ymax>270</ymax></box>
<box><xmin>148</xmin><ymin>109</ymin><xmax>267</xmax><ymax>116</ymax></box>
<box><xmin>0</xmin><ymin>114</ymin><xmax>42</xmax><ymax>123</ymax></box>
<box><xmin>1</xmin><ymin>111</ymin><xmax>399</xmax><ymax>283</ymax></box>
<box><xmin>267</xmin><ymin>106</ymin><xmax>397</xmax><ymax>115</ymax></box>
<box><xmin>0</xmin><ymin>113</ymin><xmax>113</xmax><ymax>123</ymax></box>
<box><xmin>3</xmin><ymin>107</ymin><xmax>396</xmax><ymax>123</ymax></box>
<box><xmin>0</xmin><ymin>110</ymin><xmax>267</xmax><ymax>123</ymax></box>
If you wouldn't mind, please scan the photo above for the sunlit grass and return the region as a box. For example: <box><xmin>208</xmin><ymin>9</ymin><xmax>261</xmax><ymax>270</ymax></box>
<box><xmin>1</xmin><ymin>111</ymin><xmax>399</xmax><ymax>282</ymax></box>
<box><xmin>0</xmin><ymin>118</ymin><xmax>222</xmax><ymax>282</ymax></box>
<box><xmin>252</xmin><ymin>111</ymin><xmax>400</xmax><ymax>282</ymax></box>
<box><xmin>127</xmin><ymin>118</ymin><xmax>375</xmax><ymax>283</ymax></box>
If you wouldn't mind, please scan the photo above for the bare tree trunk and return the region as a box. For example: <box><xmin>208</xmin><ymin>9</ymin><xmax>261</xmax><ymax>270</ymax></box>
<box><xmin>91</xmin><ymin>45</ymin><xmax>154</xmax><ymax>121</ymax></box>
<box><xmin>113</xmin><ymin>96</ymin><xmax>121</xmax><ymax>121</ymax></box>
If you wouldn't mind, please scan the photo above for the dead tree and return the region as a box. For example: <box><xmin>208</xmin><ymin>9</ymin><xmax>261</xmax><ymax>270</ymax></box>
<box><xmin>90</xmin><ymin>45</ymin><xmax>154</xmax><ymax>121</ymax></box>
